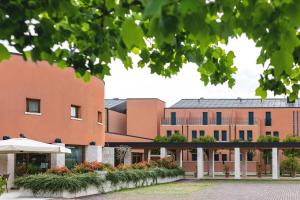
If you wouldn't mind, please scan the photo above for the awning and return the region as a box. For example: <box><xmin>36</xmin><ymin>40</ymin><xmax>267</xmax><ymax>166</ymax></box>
<box><xmin>0</xmin><ymin>138</ymin><xmax>71</xmax><ymax>154</ymax></box>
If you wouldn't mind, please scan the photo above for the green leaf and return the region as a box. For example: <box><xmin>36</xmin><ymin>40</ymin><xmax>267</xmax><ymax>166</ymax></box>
<box><xmin>143</xmin><ymin>0</ymin><xmax>166</xmax><ymax>18</ymax></box>
<box><xmin>106</xmin><ymin>0</ymin><xmax>116</xmax><ymax>10</ymax></box>
<box><xmin>255</xmin><ymin>86</ymin><xmax>267</xmax><ymax>99</ymax></box>
<box><xmin>179</xmin><ymin>0</ymin><xmax>201</xmax><ymax>14</ymax></box>
<box><xmin>270</xmin><ymin>50</ymin><xmax>294</xmax><ymax>77</ymax></box>
<box><xmin>121</xmin><ymin>19</ymin><xmax>146</xmax><ymax>49</ymax></box>
<box><xmin>0</xmin><ymin>44</ymin><xmax>10</xmax><ymax>62</ymax></box>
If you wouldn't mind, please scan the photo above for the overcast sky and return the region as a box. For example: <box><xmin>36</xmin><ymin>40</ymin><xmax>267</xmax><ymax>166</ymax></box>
<box><xmin>105</xmin><ymin>35</ymin><xmax>281</xmax><ymax>107</ymax></box>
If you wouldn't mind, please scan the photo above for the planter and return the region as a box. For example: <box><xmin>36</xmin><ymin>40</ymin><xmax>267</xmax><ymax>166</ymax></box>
<box><xmin>225</xmin><ymin>172</ymin><xmax>230</xmax><ymax>178</ymax></box>
<box><xmin>17</xmin><ymin>176</ymin><xmax>184</xmax><ymax>199</ymax></box>
<box><xmin>291</xmin><ymin>170</ymin><xmax>296</xmax><ymax>178</ymax></box>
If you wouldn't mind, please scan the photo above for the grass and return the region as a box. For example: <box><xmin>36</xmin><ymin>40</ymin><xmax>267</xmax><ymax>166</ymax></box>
<box><xmin>117</xmin><ymin>181</ymin><xmax>211</xmax><ymax>195</ymax></box>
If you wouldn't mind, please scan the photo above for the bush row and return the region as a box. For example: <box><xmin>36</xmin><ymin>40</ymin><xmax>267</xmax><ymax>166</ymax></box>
<box><xmin>14</xmin><ymin>168</ymin><xmax>184</xmax><ymax>194</ymax></box>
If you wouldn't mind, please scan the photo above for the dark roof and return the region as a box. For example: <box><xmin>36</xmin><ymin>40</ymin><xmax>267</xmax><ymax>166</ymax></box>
<box><xmin>105</xmin><ymin>99</ymin><xmax>127</xmax><ymax>113</ymax></box>
<box><xmin>170</xmin><ymin>98</ymin><xmax>300</xmax><ymax>108</ymax></box>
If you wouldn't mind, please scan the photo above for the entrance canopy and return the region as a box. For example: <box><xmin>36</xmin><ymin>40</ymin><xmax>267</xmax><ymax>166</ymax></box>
<box><xmin>0</xmin><ymin>138</ymin><xmax>71</xmax><ymax>153</ymax></box>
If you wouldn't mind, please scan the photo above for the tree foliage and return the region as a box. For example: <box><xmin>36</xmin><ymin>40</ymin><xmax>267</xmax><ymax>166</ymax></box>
<box><xmin>1</xmin><ymin>0</ymin><xmax>300</xmax><ymax>98</ymax></box>
<box><xmin>283</xmin><ymin>136</ymin><xmax>300</xmax><ymax>158</ymax></box>
<box><xmin>154</xmin><ymin>131</ymin><xmax>187</xmax><ymax>143</ymax></box>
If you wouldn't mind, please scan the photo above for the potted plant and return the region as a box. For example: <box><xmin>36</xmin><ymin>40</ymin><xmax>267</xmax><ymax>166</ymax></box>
<box><xmin>256</xmin><ymin>163</ymin><xmax>262</xmax><ymax>178</ymax></box>
<box><xmin>224</xmin><ymin>164</ymin><xmax>230</xmax><ymax>177</ymax></box>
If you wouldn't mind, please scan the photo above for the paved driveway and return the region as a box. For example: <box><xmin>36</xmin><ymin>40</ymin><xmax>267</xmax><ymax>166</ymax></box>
<box><xmin>81</xmin><ymin>180</ymin><xmax>300</xmax><ymax>200</ymax></box>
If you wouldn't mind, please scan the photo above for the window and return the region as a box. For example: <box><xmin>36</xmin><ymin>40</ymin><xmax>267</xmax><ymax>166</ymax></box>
<box><xmin>97</xmin><ymin>111</ymin><xmax>102</xmax><ymax>123</ymax></box>
<box><xmin>221</xmin><ymin>130</ymin><xmax>227</xmax><ymax>141</ymax></box>
<box><xmin>265</xmin><ymin>112</ymin><xmax>271</xmax><ymax>126</ymax></box>
<box><xmin>171</xmin><ymin>112</ymin><xmax>177</xmax><ymax>125</ymax></box>
<box><xmin>216</xmin><ymin>112</ymin><xmax>222</xmax><ymax>125</ymax></box>
<box><xmin>191</xmin><ymin>149</ymin><xmax>197</xmax><ymax>161</ymax></box>
<box><xmin>214</xmin><ymin>154</ymin><xmax>219</xmax><ymax>161</ymax></box>
<box><xmin>247</xmin><ymin>130</ymin><xmax>253</xmax><ymax>141</ymax></box>
<box><xmin>214</xmin><ymin>130</ymin><xmax>219</xmax><ymax>141</ymax></box>
<box><xmin>273</xmin><ymin>131</ymin><xmax>279</xmax><ymax>138</ymax></box>
<box><xmin>132</xmin><ymin>153</ymin><xmax>143</xmax><ymax>164</ymax></box>
<box><xmin>248</xmin><ymin>112</ymin><xmax>254</xmax><ymax>125</ymax></box>
<box><xmin>247</xmin><ymin>152</ymin><xmax>253</xmax><ymax>161</ymax></box>
<box><xmin>239</xmin><ymin>130</ymin><xmax>245</xmax><ymax>141</ymax></box>
<box><xmin>65</xmin><ymin>145</ymin><xmax>84</xmax><ymax>168</ymax></box>
<box><xmin>200</xmin><ymin>130</ymin><xmax>205</xmax><ymax>137</ymax></box>
<box><xmin>221</xmin><ymin>154</ymin><xmax>227</xmax><ymax>161</ymax></box>
<box><xmin>192</xmin><ymin>130</ymin><xmax>197</xmax><ymax>139</ymax></box>
<box><xmin>26</xmin><ymin>98</ymin><xmax>40</xmax><ymax>113</ymax></box>
<box><xmin>203</xmin><ymin>112</ymin><xmax>208</xmax><ymax>125</ymax></box>
<box><xmin>266</xmin><ymin>131</ymin><xmax>271</xmax><ymax>136</ymax></box>
<box><xmin>166</xmin><ymin>130</ymin><xmax>172</xmax><ymax>137</ymax></box>
<box><xmin>71</xmin><ymin>105</ymin><xmax>81</xmax><ymax>118</ymax></box>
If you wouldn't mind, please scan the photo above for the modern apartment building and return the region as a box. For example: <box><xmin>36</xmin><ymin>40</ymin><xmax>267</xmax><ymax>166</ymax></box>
<box><xmin>160</xmin><ymin>98</ymin><xmax>300</xmax><ymax>173</ymax></box>
<box><xmin>0</xmin><ymin>55</ymin><xmax>105</xmax><ymax>172</ymax></box>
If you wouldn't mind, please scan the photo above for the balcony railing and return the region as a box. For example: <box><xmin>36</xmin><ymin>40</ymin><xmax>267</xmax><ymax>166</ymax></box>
<box><xmin>161</xmin><ymin>117</ymin><xmax>258</xmax><ymax>126</ymax></box>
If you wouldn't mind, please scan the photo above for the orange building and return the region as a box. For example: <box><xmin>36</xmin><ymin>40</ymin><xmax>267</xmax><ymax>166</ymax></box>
<box><xmin>0</xmin><ymin>55</ymin><xmax>105</xmax><ymax>173</ymax></box>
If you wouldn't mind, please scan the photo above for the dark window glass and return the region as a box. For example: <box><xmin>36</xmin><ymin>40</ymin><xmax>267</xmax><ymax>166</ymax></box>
<box><xmin>192</xmin><ymin>130</ymin><xmax>197</xmax><ymax>139</ymax></box>
<box><xmin>214</xmin><ymin>154</ymin><xmax>219</xmax><ymax>161</ymax></box>
<box><xmin>239</xmin><ymin>130</ymin><xmax>245</xmax><ymax>141</ymax></box>
<box><xmin>265</xmin><ymin>112</ymin><xmax>271</xmax><ymax>126</ymax></box>
<box><xmin>200</xmin><ymin>130</ymin><xmax>205</xmax><ymax>137</ymax></box>
<box><xmin>132</xmin><ymin>153</ymin><xmax>143</xmax><ymax>164</ymax></box>
<box><xmin>203</xmin><ymin>112</ymin><xmax>208</xmax><ymax>125</ymax></box>
<box><xmin>222</xmin><ymin>154</ymin><xmax>227</xmax><ymax>161</ymax></box>
<box><xmin>26</xmin><ymin>98</ymin><xmax>40</xmax><ymax>113</ymax></box>
<box><xmin>71</xmin><ymin>105</ymin><xmax>80</xmax><ymax>118</ymax></box>
<box><xmin>171</xmin><ymin>112</ymin><xmax>177</xmax><ymax>125</ymax></box>
<box><xmin>214</xmin><ymin>130</ymin><xmax>219</xmax><ymax>141</ymax></box>
<box><xmin>15</xmin><ymin>153</ymin><xmax>49</xmax><ymax>176</ymax></box>
<box><xmin>65</xmin><ymin>145</ymin><xmax>84</xmax><ymax>168</ymax></box>
<box><xmin>216</xmin><ymin>112</ymin><xmax>222</xmax><ymax>125</ymax></box>
<box><xmin>221</xmin><ymin>130</ymin><xmax>227</xmax><ymax>141</ymax></box>
<box><xmin>247</xmin><ymin>152</ymin><xmax>253</xmax><ymax>161</ymax></box>
<box><xmin>167</xmin><ymin>130</ymin><xmax>172</xmax><ymax>137</ymax></box>
<box><xmin>247</xmin><ymin>130</ymin><xmax>253</xmax><ymax>141</ymax></box>
<box><xmin>273</xmin><ymin>131</ymin><xmax>279</xmax><ymax>138</ymax></box>
<box><xmin>266</xmin><ymin>131</ymin><xmax>271</xmax><ymax>136</ymax></box>
<box><xmin>248</xmin><ymin>112</ymin><xmax>254</xmax><ymax>125</ymax></box>
<box><xmin>192</xmin><ymin>151</ymin><xmax>197</xmax><ymax>161</ymax></box>
<box><xmin>98</xmin><ymin>111</ymin><xmax>102</xmax><ymax>123</ymax></box>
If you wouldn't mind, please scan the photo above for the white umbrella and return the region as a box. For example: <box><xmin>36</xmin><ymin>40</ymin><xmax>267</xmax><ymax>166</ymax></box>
<box><xmin>0</xmin><ymin>138</ymin><xmax>71</xmax><ymax>154</ymax></box>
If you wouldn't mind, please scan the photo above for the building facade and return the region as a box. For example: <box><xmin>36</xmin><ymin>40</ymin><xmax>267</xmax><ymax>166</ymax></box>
<box><xmin>0</xmin><ymin>55</ymin><xmax>105</xmax><ymax>176</ymax></box>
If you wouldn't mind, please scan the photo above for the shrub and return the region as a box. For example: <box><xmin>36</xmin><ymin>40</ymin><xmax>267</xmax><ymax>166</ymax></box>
<box><xmin>0</xmin><ymin>178</ymin><xmax>5</xmax><ymax>195</ymax></box>
<box><xmin>257</xmin><ymin>135</ymin><xmax>280</xmax><ymax>142</ymax></box>
<box><xmin>154</xmin><ymin>135</ymin><xmax>169</xmax><ymax>143</ymax></box>
<box><xmin>15</xmin><ymin>173</ymin><xmax>104</xmax><ymax>195</ymax></box>
<box><xmin>130</xmin><ymin>161</ymin><xmax>151</xmax><ymax>170</ymax></box>
<box><xmin>193</xmin><ymin>135</ymin><xmax>216</xmax><ymax>143</ymax></box>
<box><xmin>72</xmin><ymin>161</ymin><xmax>105</xmax><ymax>173</ymax></box>
<box><xmin>154</xmin><ymin>132</ymin><xmax>187</xmax><ymax>143</ymax></box>
<box><xmin>283</xmin><ymin>136</ymin><xmax>300</xmax><ymax>158</ymax></box>
<box><xmin>280</xmin><ymin>157</ymin><xmax>299</xmax><ymax>176</ymax></box>
<box><xmin>155</xmin><ymin>157</ymin><xmax>178</xmax><ymax>169</ymax></box>
<box><xmin>47</xmin><ymin>166</ymin><xmax>71</xmax><ymax>175</ymax></box>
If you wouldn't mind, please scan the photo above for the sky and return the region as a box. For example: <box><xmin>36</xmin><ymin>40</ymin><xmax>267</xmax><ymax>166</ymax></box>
<box><xmin>104</xmin><ymin>35</ymin><xmax>279</xmax><ymax>107</ymax></box>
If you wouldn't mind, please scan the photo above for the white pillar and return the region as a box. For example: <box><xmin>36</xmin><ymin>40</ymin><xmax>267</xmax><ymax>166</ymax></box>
<box><xmin>160</xmin><ymin>147</ymin><xmax>167</xmax><ymax>159</ymax></box>
<box><xmin>148</xmin><ymin>149</ymin><xmax>151</xmax><ymax>161</ymax></box>
<box><xmin>272</xmin><ymin>148</ymin><xmax>279</xmax><ymax>179</ymax></box>
<box><xmin>0</xmin><ymin>154</ymin><xmax>14</xmax><ymax>189</ymax></box>
<box><xmin>241</xmin><ymin>150</ymin><xmax>247</xmax><ymax>177</ymax></box>
<box><xmin>197</xmin><ymin>148</ymin><xmax>204</xmax><ymax>179</ymax></box>
<box><xmin>102</xmin><ymin>147</ymin><xmax>115</xmax><ymax>166</ymax></box>
<box><xmin>124</xmin><ymin>148</ymin><xmax>132</xmax><ymax>165</ymax></box>
<box><xmin>85</xmin><ymin>145</ymin><xmax>103</xmax><ymax>162</ymax></box>
<box><xmin>209</xmin><ymin>149</ymin><xmax>214</xmax><ymax>177</ymax></box>
<box><xmin>179</xmin><ymin>150</ymin><xmax>183</xmax><ymax>168</ymax></box>
<box><xmin>176</xmin><ymin>150</ymin><xmax>183</xmax><ymax>168</ymax></box>
<box><xmin>234</xmin><ymin>148</ymin><xmax>241</xmax><ymax>179</ymax></box>
<box><xmin>51</xmin><ymin>143</ymin><xmax>66</xmax><ymax>167</ymax></box>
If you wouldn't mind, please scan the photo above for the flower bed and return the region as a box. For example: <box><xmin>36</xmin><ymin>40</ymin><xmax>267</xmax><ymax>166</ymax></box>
<box><xmin>14</xmin><ymin>159</ymin><xmax>184</xmax><ymax>198</ymax></box>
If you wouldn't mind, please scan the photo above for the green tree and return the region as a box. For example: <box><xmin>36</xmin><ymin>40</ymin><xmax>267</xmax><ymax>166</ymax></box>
<box><xmin>1</xmin><ymin>1</ymin><xmax>300</xmax><ymax>98</ymax></box>
<box><xmin>283</xmin><ymin>136</ymin><xmax>300</xmax><ymax>158</ymax></box>
<box><xmin>154</xmin><ymin>131</ymin><xmax>187</xmax><ymax>143</ymax></box>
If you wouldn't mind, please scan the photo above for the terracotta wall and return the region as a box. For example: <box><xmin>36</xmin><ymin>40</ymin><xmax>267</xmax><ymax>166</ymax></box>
<box><xmin>0</xmin><ymin>55</ymin><xmax>105</xmax><ymax>145</ymax></box>
<box><xmin>105</xmin><ymin>132</ymin><xmax>153</xmax><ymax>142</ymax></box>
<box><xmin>127</xmin><ymin>99</ymin><xmax>165</xmax><ymax>139</ymax></box>
<box><xmin>106</xmin><ymin>109</ymin><xmax>127</xmax><ymax>134</ymax></box>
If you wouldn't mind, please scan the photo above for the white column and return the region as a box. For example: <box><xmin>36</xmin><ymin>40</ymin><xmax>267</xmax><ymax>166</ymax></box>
<box><xmin>160</xmin><ymin>147</ymin><xmax>167</xmax><ymax>158</ymax></box>
<box><xmin>209</xmin><ymin>149</ymin><xmax>214</xmax><ymax>177</ymax></box>
<box><xmin>124</xmin><ymin>148</ymin><xmax>132</xmax><ymax>165</ymax></box>
<box><xmin>241</xmin><ymin>150</ymin><xmax>247</xmax><ymax>177</ymax></box>
<box><xmin>234</xmin><ymin>148</ymin><xmax>241</xmax><ymax>179</ymax></box>
<box><xmin>176</xmin><ymin>150</ymin><xmax>183</xmax><ymax>168</ymax></box>
<box><xmin>179</xmin><ymin>150</ymin><xmax>183</xmax><ymax>168</ymax></box>
<box><xmin>85</xmin><ymin>145</ymin><xmax>103</xmax><ymax>162</ymax></box>
<box><xmin>51</xmin><ymin>143</ymin><xmax>66</xmax><ymax>167</ymax></box>
<box><xmin>197</xmin><ymin>148</ymin><xmax>204</xmax><ymax>179</ymax></box>
<box><xmin>272</xmin><ymin>148</ymin><xmax>279</xmax><ymax>179</ymax></box>
<box><xmin>102</xmin><ymin>147</ymin><xmax>115</xmax><ymax>166</ymax></box>
<box><xmin>148</xmin><ymin>149</ymin><xmax>151</xmax><ymax>161</ymax></box>
<box><xmin>0</xmin><ymin>154</ymin><xmax>15</xmax><ymax>189</ymax></box>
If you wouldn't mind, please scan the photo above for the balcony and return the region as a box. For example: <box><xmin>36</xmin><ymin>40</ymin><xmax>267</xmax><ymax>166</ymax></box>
<box><xmin>161</xmin><ymin>117</ymin><xmax>258</xmax><ymax>126</ymax></box>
